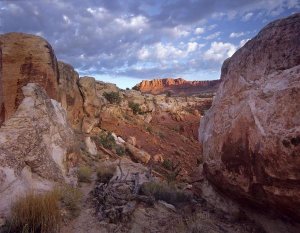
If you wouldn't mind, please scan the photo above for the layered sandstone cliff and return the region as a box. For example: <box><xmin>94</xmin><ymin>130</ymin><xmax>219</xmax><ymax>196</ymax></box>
<box><xmin>199</xmin><ymin>13</ymin><xmax>300</xmax><ymax>221</ymax></box>
<box><xmin>58</xmin><ymin>61</ymin><xmax>84</xmax><ymax>130</ymax></box>
<box><xmin>134</xmin><ymin>78</ymin><xmax>220</xmax><ymax>95</ymax></box>
<box><xmin>0</xmin><ymin>33</ymin><xmax>59</xmax><ymax>125</ymax></box>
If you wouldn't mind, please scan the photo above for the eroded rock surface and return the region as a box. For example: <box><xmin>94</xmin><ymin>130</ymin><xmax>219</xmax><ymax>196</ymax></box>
<box><xmin>0</xmin><ymin>33</ymin><xmax>59</xmax><ymax>125</ymax></box>
<box><xmin>0</xmin><ymin>83</ymin><xmax>78</xmax><ymax>216</ymax></box>
<box><xmin>134</xmin><ymin>78</ymin><xmax>220</xmax><ymax>96</ymax></box>
<box><xmin>58</xmin><ymin>61</ymin><xmax>84</xmax><ymax>130</ymax></box>
<box><xmin>199</xmin><ymin>13</ymin><xmax>300</xmax><ymax>221</ymax></box>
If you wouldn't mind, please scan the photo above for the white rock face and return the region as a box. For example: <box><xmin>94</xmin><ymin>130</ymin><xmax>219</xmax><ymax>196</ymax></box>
<box><xmin>0</xmin><ymin>83</ymin><xmax>78</xmax><ymax>216</ymax></box>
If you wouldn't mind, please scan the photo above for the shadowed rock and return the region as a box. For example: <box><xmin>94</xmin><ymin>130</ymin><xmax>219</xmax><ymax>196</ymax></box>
<box><xmin>199</xmin><ymin>13</ymin><xmax>300</xmax><ymax>221</ymax></box>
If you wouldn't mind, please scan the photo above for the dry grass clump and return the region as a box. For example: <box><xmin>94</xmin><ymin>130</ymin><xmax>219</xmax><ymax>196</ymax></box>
<box><xmin>7</xmin><ymin>191</ymin><xmax>61</xmax><ymax>233</ymax></box>
<box><xmin>96</xmin><ymin>164</ymin><xmax>116</xmax><ymax>183</ymax></box>
<box><xmin>77</xmin><ymin>165</ymin><xmax>92</xmax><ymax>183</ymax></box>
<box><xmin>140</xmin><ymin>182</ymin><xmax>191</xmax><ymax>206</ymax></box>
<box><xmin>57</xmin><ymin>185</ymin><xmax>82</xmax><ymax>218</ymax></box>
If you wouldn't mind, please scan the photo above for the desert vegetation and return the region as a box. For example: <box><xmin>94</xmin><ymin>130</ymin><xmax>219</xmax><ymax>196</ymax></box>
<box><xmin>103</xmin><ymin>91</ymin><xmax>121</xmax><ymax>104</ymax></box>
<box><xmin>77</xmin><ymin>165</ymin><xmax>93</xmax><ymax>183</ymax></box>
<box><xmin>5</xmin><ymin>191</ymin><xmax>61</xmax><ymax>233</ymax></box>
<box><xmin>128</xmin><ymin>101</ymin><xmax>142</xmax><ymax>115</ymax></box>
<box><xmin>140</xmin><ymin>181</ymin><xmax>191</xmax><ymax>206</ymax></box>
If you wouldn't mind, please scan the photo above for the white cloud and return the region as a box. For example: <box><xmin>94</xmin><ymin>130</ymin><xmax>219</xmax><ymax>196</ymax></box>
<box><xmin>63</xmin><ymin>15</ymin><xmax>71</xmax><ymax>24</ymax></box>
<box><xmin>204</xmin><ymin>31</ymin><xmax>221</xmax><ymax>40</ymax></box>
<box><xmin>114</xmin><ymin>15</ymin><xmax>148</xmax><ymax>30</ymax></box>
<box><xmin>204</xmin><ymin>41</ymin><xmax>237</xmax><ymax>62</ymax></box>
<box><xmin>137</xmin><ymin>47</ymin><xmax>150</xmax><ymax>60</ymax></box>
<box><xmin>187</xmin><ymin>42</ymin><xmax>198</xmax><ymax>53</ymax></box>
<box><xmin>242</xmin><ymin>12</ymin><xmax>253</xmax><ymax>21</ymax></box>
<box><xmin>171</xmin><ymin>26</ymin><xmax>190</xmax><ymax>37</ymax></box>
<box><xmin>239</xmin><ymin>38</ymin><xmax>250</xmax><ymax>47</ymax></box>
<box><xmin>229</xmin><ymin>32</ymin><xmax>245</xmax><ymax>38</ymax></box>
<box><xmin>208</xmin><ymin>24</ymin><xmax>217</xmax><ymax>30</ymax></box>
<box><xmin>194</xmin><ymin>27</ymin><xmax>205</xmax><ymax>35</ymax></box>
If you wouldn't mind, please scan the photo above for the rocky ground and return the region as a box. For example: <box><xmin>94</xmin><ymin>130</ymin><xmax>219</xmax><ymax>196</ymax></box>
<box><xmin>60</xmin><ymin>157</ymin><xmax>265</xmax><ymax>233</ymax></box>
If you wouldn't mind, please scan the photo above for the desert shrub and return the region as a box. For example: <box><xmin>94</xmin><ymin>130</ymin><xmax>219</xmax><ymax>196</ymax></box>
<box><xmin>128</xmin><ymin>101</ymin><xmax>142</xmax><ymax>115</ymax></box>
<box><xmin>140</xmin><ymin>182</ymin><xmax>191</xmax><ymax>205</ymax></box>
<box><xmin>162</xmin><ymin>159</ymin><xmax>182</xmax><ymax>183</ymax></box>
<box><xmin>57</xmin><ymin>186</ymin><xmax>82</xmax><ymax>218</ymax></box>
<box><xmin>145</xmin><ymin>126</ymin><xmax>153</xmax><ymax>133</ymax></box>
<box><xmin>98</xmin><ymin>132</ymin><xmax>116</xmax><ymax>150</ymax></box>
<box><xmin>77</xmin><ymin>165</ymin><xmax>92</xmax><ymax>183</ymax></box>
<box><xmin>7</xmin><ymin>191</ymin><xmax>61</xmax><ymax>233</ymax></box>
<box><xmin>115</xmin><ymin>145</ymin><xmax>125</xmax><ymax>156</ymax></box>
<box><xmin>158</xmin><ymin>131</ymin><xmax>165</xmax><ymax>139</ymax></box>
<box><xmin>103</xmin><ymin>91</ymin><xmax>121</xmax><ymax>104</ymax></box>
<box><xmin>166</xmin><ymin>91</ymin><xmax>172</xmax><ymax>97</ymax></box>
<box><xmin>162</xmin><ymin>159</ymin><xmax>173</xmax><ymax>170</ymax></box>
<box><xmin>96</xmin><ymin>164</ymin><xmax>116</xmax><ymax>183</ymax></box>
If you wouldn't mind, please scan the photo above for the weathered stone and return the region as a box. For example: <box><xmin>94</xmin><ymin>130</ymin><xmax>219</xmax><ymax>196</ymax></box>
<box><xmin>127</xmin><ymin>136</ymin><xmax>137</xmax><ymax>146</ymax></box>
<box><xmin>133</xmin><ymin>78</ymin><xmax>220</xmax><ymax>96</ymax></box>
<box><xmin>58</xmin><ymin>61</ymin><xmax>84</xmax><ymax>130</ymax></box>
<box><xmin>125</xmin><ymin>143</ymin><xmax>151</xmax><ymax>164</ymax></box>
<box><xmin>0</xmin><ymin>33</ymin><xmax>59</xmax><ymax>125</ymax></box>
<box><xmin>0</xmin><ymin>83</ymin><xmax>78</xmax><ymax>215</ymax></box>
<box><xmin>199</xmin><ymin>13</ymin><xmax>300</xmax><ymax>221</ymax></box>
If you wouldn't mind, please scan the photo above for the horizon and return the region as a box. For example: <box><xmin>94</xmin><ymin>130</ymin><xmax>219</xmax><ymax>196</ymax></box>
<box><xmin>0</xmin><ymin>0</ymin><xmax>299</xmax><ymax>89</ymax></box>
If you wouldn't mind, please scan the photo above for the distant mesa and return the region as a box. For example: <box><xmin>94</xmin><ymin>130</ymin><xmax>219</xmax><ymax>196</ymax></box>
<box><xmin>133</xmin><ymin>78</ymin><xmax>220</xmax><ymax>96</ymax></box>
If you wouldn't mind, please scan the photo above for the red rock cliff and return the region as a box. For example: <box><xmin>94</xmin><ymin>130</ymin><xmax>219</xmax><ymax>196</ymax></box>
<box><xmin>0</xmin><ymin>32</ymin><xmax>59</xmax><ymax>124</ymax></box>
<box><xmin>134</xmin><ymin>78</ymin><xmax>220</xmax><ymax>95</ymax></box>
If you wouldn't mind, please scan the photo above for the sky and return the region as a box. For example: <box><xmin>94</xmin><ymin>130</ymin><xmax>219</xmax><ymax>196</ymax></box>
<box><xmin>0</xmin><ymin>0</ymin><xmax>299</xmax><ymax>89</ymax></box>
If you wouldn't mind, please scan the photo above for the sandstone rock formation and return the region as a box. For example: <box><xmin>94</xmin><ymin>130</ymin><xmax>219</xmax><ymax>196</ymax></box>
<box><xmin>78</xmin><ymin>77</ymin><xmax>103</xmax><ymax>133</ymax></box>
<box><xmin>125</xmin><ymin>143</ymin><xmax>151</xmax><ymax>164</ymax></box>
<box><xmin>0</xmin><ymin>33</ymin><xmax>59</xmax><ymax>125</ymax></box>
<box><xmin>199</xmin><ymin>13</ymin><xmax>300</xmax><ymax>221</ymax></box>
<box><xmin>133</xmin><ymin>78</ymin><xmax>220</xmax><ymax>96</ymax></box>
<box><xmin>0</xmin><ymin>83</ymin><xmax>78</xmax><ymax>215</ymax></box>
<box><xmin>58</xmin><ymin>61</ymin><xmax>84</xmax><ymax>130</ymax></box>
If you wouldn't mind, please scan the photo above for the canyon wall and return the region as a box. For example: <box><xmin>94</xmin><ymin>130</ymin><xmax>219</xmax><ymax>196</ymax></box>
<box><xmin>199</xmin><ymin>13</ymin><xmax>300</xmax><ymax>221</ymax></box>
<box><xmin>134</xmin><ymin>78</ymin><xmax>220</xmax><ymax>95</ymax></box>
<box><xmin>0</xmin><ymin>33</ymin><xmax>59</xmax><ymax>124</ymax></box>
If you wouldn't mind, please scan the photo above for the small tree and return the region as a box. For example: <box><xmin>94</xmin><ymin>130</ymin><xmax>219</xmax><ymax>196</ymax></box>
<box><xmin>166</xmin><ymin>91</ymin><xmax>172</xmax><ymax>97</ymax></box>
<box><xmin>128</xmin><ymin>101</ymin><xmax>142</xmax><ymax>115</ymax></box>
<box><xmin>103</xmin><ymin>91</ymin><xmax>121</xmax><ymax>104</ymax></box>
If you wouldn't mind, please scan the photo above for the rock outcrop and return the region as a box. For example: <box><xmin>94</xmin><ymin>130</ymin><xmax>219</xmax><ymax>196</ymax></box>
<box><xmin>0</xmin><ymin>83</ymin><xmax>78</xmax><ymax>215</ymax></box>
<box><xmin>199</xmin><ymin>13</ymin><xmax>300</xmax><ymax>221</ymax></box>
<box><xmin>0</xmin><ymin>33</ymin><xmax>59</xmax><ymax>125</ymax></box>
<box><xmin>134</xmin><ymin>78</ymin><xmax>220</xmax><ymax>96</ymax></box>
<box><xmin>58</xmin><ymin>61</ymin><xmax>84</xmax><ymax>130</ymax></box>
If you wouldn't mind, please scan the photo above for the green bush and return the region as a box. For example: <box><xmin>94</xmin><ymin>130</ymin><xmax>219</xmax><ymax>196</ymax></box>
<box><xmin>77</xmin><ymin>165</ymin><xmax>92</xmax><ymax>183</ymax></box>
<box><xmin>128</xmin><ymin>101</ymin><xmax>142</xmax><ymax>115</ymax></box>
<box><xmin>162</xmin><ymin>159</ymin><xmax>173</xmax><ymax>170</ymax></box>
<box><xmin>96</xmin><ymin>164</ymin><xmax>116</xmax><ymax>183</ymax></box>
<box><xmin>58</xmin><ymin>185</ymin><xmax>82</xmax><ymax>218</ymax></box>
<box><xmin>97</xmin><ymin>132</ymin><xmax>116</xmax><ymax>150</ymax></box>
<box><xmin>140</xmin><ymin>182</ymin><xmax>191</xmax><ymax>205</ymax></box>
<box><xmin>116</xmin><ymin>145</ymin><xmax>125</xmax><ymax>156</ymax></box>
<box><xmin>103</xmin><ymin>91</ymin><xmax>121</xmax><ymax>104</ymax></box>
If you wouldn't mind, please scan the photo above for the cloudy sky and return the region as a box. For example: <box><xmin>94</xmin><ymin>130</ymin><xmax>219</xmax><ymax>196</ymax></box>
<box><xmin>0</xmin><ymin>0</ymin><xmax>299</xmax><ymax>88</ymax></box>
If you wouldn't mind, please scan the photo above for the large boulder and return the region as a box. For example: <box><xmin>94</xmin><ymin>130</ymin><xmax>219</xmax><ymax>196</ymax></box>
<box><xmin>199</xmin><ymin>13</ymin><xmax>300</xmax><ymax>220</ymax></box>
<box><xmin>0</xmin><ymin>33</ymin><xmax>59</xmax><ymax>125</ymax></box>
<box><xmin>58</xmin><ymin>61</ymin><xmax>84</xmax><ymax>130</ymax></box>
<box><xmin>0</xmin><ymin>83</ymin><xmax>78</xmax><ymax>215</ymax></box>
